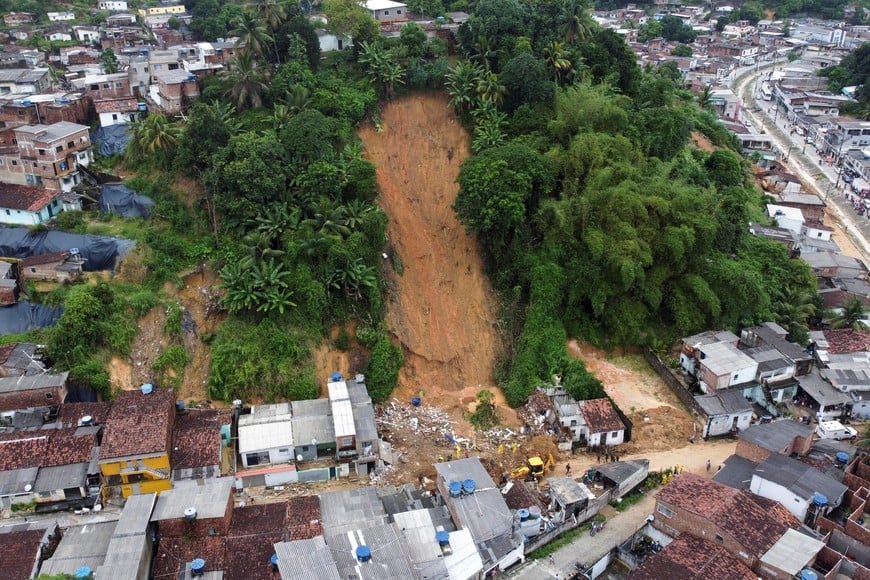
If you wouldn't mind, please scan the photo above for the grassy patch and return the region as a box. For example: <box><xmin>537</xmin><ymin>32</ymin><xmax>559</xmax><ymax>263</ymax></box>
<box><xmin>612</xmin><ymin>490</ymin><xmax>648</xmax><ymax>512</ymax></box>
<box><xmin>153</xmin><ymin>344</ymin><xmax>190</xmax><ymax>389</ymax></box>
<box><xmin>528</xmin><ymin>523</ymin><xmax>591</xmax><ymax>559</ymax></box>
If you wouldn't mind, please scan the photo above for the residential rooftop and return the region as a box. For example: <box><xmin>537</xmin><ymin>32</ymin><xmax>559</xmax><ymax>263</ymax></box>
<box><xmin>0</xmin><ymin>371</ymin><xmax>67</xmax><ymax>394</ymax></box>
<box><xmin>631</xmin><ymin>533</ymin><xmax>756</xmax><ymax>580</ymax></box>
<box><xmin>0</xmin><ymin>527</ymin><xmax>50</xmax><ymax>580</ymax></box>
<box><xmin>581</xmin><ymin>398</ymin><xmax>625</xmax><ymax>433</ymax></box>
<box><xmin>151</xmin><ymin>477</ymin><xmax>234</xmax><ymax>522</ymax></box>
<box><xmin>15</xmin><ymin>121</ymin><xmax>89</xmax><ymax>142</ymax></box>
<box><xmin>99</xmin><ymin>387</ymin><xmax>174</xmax><ymax>461</ymax></box>
<box><xmin>695</xmin><ymin>389</ymin><xmax>752</xmax><ymax>416</ymax></box>
<box><xmin>171</xmin><ymin>409</ymin><xmax>229</xmax><ymax>471</ymax></box>
<box><xmin>656</xmin><ymin>473</ymin><xmax>799</xmax><ymax>558</ymax></box>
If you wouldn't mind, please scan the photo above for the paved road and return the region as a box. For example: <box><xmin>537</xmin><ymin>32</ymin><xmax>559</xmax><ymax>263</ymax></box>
<box><xmin>507</xmin><ymin>494</ymin><xmax>656</xmax><ymax>579</ymax></box>
<box><xmin>732</xmin><ymin>68</ymin><xmax>870</xmax><ymax>261</ymax></box>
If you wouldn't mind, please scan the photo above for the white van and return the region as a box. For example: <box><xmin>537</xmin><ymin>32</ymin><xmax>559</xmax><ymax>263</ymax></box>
<box><xmin>816</xmin><ymin>420</ymin><xmax>858</xmax><ymax>441</ymax></box>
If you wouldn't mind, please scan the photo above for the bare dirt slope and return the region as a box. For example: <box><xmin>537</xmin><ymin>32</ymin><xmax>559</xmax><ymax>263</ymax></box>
<box><xmin>359</xmin><ymin>93</ymin><xmax>506</xmax><ymax>418</ymax></box>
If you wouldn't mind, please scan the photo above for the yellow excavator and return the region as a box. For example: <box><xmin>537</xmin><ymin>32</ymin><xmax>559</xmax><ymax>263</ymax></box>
<box><xmin>510</xmin><ymin>453</ymin><xmax>555</xmax><ymax>481</ymax></box>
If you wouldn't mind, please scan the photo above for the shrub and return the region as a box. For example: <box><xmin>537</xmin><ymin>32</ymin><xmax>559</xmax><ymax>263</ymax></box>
<box><xmin>365</xmin><ymin>333</ymin><xmax>403</xmax><ymax>403</ymax></box>
<box><xmin>153</xmin><ymin>344</ymin><xmax>190</xmax><ymax>389</ymax></box>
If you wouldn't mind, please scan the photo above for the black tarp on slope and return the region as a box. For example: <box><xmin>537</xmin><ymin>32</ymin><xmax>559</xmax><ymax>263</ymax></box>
<box><xmin>0</xmin><ymin>228</ymin><xmax>134</xmax><ymax>271</ymax></box>
<box><xmin>100</xmin><ymin>183</ymin><xmax>155</xmax><ymax>218</ymax></box>
<box><xmin>92</xmin><ymin>124</ymin><xmax>131</xmax><ymax>157</ymax></box>
<box><xmin>0</xmin><ymin>301</ymin><xmax>62</xmax><ymax>334</ymax></box>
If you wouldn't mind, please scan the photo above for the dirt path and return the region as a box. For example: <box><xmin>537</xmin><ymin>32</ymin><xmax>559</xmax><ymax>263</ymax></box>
<box><xmin>359</xmin><ymin>93</ymin><xmax>509</xmax><ymax>420</ymax></box>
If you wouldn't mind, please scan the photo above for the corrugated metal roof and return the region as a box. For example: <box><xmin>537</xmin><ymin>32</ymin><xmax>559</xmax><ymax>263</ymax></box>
<box><xmin>327</xmin><ymin>380</ymin><xmax>349</xmax><ymax>402</ymax></box>
<box><xmin>327</xmin><ymin>523</ymin><xmax>416</xmax><ymax>579</ymax></box>
<box><xmin>239</xmin><ymin>403</ymin><xmax>292</xmax><ymax>426</ymax></box>
<box><xmin>274</xmin><ymin>536</ymin><xmax>341</xmax><ymax>579</ymax></box>
<box><xmin>40</xmin><ymin>521</ymin><xmax>116</xmax><ymax>576</ymax></box>
<box><xmin>290</xmin><ymin>398</ymin><xmax>330</xmax><ymax>418</ymax></box>
<box><xmin>548</xmin><ymin>477</ymin><xmax>595</xmax><ymax>506</ymax></box>
<box><xmin>760</xmin><ymin>528</ymin><xmax>825</xmax><ymax>575</ymax></box>
<box><xmin>0</xmin><ymin>466</ymin><xmax>36</xmax><ymax>495</ymax></box>
<box><xmin>239</xmin><ymin>419</ymin><xmax>293</xmax><ymax>454</ymax></box>
<box><xmin>290</xmin><ymin>415</ymin><xmax>334</xmax><ymax>448</ymax></box>
<box><xmin>0</xmin><ymin>371</ymin><xmax>67</xmax><ymax>394</ymax></box>
<box><xmin>320</xmin><ymin>487</ymin><xmax>387</xmax><ymax>535</ymax></box>
<box><xmin>34</xmin><ymin>462</ymin><xmax>87</xmax><ymax>492</ymax></box>
<box><xmin>353</xmin><ymin>401</ymin><xmax>378</xmax><ymax>442</ymax></box>
<box><xmin>151</xmin><ymin>477</ymin><xmax>233</xmax><ymax>522</ymax></box>
<box><xmin>393</xmin><ymin>509</ymin><xmax>443</xmax><ymax>564</ymax></box>
<box><xmin>332</xmin><ymin>399</ymin><xmax>355</xmax><ymax>438</ymax></box>
<box><xmin>113</xmin><ymin>493</ymin><xmax>155</xmax><ymax>537</ymax></box>
<box><xmin>444</xmin><ymin>528</ymin><xmax>483</xmax><ymax>580</ymax></box>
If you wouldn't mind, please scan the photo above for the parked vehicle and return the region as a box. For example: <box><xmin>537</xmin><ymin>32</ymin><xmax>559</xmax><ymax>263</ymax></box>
<box><xmin>816</xmin><ymin>420</ymin><xmax>858</xmax><ymax>441</ymax></box>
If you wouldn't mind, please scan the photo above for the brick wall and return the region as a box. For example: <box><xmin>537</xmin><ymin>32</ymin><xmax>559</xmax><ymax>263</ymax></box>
<box><xmin>735</xmin><ymin>439</ymin><xmax>772</xmax><ymax>463</ymax></box>
<box><xmin>652</xmin><ymin>499</ymin><xmax>757</xmax><ymax>570</ymax></box>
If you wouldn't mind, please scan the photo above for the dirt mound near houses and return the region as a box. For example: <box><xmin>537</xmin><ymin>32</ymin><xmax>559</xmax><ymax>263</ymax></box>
<box><xmin>359</xmin><ymin>93</ymin><xmax>512</xmax><ymax>423</ymax></box>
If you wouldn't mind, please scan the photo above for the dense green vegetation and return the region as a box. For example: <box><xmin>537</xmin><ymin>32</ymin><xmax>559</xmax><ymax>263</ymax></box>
<box><xmin>445</xmin><ymin>0</ymin><xmax>817</xmax><ymax>406</ymax></box>
<box><xmin>820</xmin><ymin>42</ymin><xmax>870</xmax><ymax>119</ymax></box>
<box><xmin>24</xmin><ymin>0</ymin><xmax>821</xmax><ymax>410</ymax></box>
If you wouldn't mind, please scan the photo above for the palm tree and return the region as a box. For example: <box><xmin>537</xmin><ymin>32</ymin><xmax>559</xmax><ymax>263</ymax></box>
<box><xmin>830</xmin><ymin>296</ymin><xmax>869</xmax><ymax>330</ymax></box>
<box><xmin>284</xmin><ymin>83</ymin><xmax>311</xmax><ymax>114</ymax></box>
<box><xmin>445</xmin><ymin>61</ymin><xmax>482</xmax><ymax>113</ymax></box>
<box><xmin>697</xmin><ymin>85</ymin><xmax>714</xmax><ymax>111</ymax></box>
<box><xmin>128</xmin><ymin>114</ymin><xmax>180</xmax><ymax>157</ymax></box>
<box><xmin>222</xmin><ymin>52</ymin><xmax>268</xmax><ymax>110</ymax></box>
<box><xmin>560</xmin><ymin>0</ymin><xmax>594</xmax><ymax>46</ymax></box>
<box><xmin>476</xmin><ymin>71</ymin><xmax>506</xmax><ymax>107</ymax></box>
<box><xmin>543</xmin><ymin>41</ymin><xmax>573</xmax><ymax>84</ymax></box>
<box><xmin>302</xmin><ymin>201</ymin><xmax>350</xmax><ymax>239</ymax></box>
<box><xmin>773</xmin><ymin>290</ymin><xmax>817</xmax><ymax>345</ymax></box>
<box><xmin>253</xmin><ymin>0</ymin><xmax>287</xmax><ymax>63</ymax></box>
<box><xmin>232</xmin><ymin>12</ymin><xmax>273</xmax><ymax>59</ymax></box>
<box><xmin>206</xmin><ymin>101</ymin><xmax>245</xmax><ymax>135</ymax></box>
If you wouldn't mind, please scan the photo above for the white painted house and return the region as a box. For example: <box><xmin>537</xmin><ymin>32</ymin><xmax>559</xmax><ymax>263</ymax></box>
<box><xmin>365</xmin><ymin>0</ymin><xmax>407</xmax><ymax>22</ymax></box>
<box><xmin>238</xmin><ymin>403</ymin><xmax>294</xmax><ymax>468</ymax></box>
<box><xmin>749</xmin><ymin>453</ymin><xmax>847</xmax><ymax>521</ymax></box>
<box><xmin>94</xmin><ymin>97</ymin><xmax>141</xmax><ymax>127</ymax></box>
<box><xmin>695</xmin><ymin>390</ymin><xmax>753</xmax><ymax>437</ymax></box>
<box><xmin>47</xmin><ymin>12</ymin><xmax>76</xmax><ymax>22</ymax></box>
<box><xmin>0</xmin><ymin>184</ymin><xmax>63</xmax><ymax>225</ymax></box>
<box><xmin>579</xmin><ymin>398</ymin><xmax>626</xmax><ymax>447</ymax></box>
<box><xmin>98</xmin><ymin>0</ymin><xmax>129</xmax><ymax>11</ymax></box>
<box><xmin>767</xmin><ymin>204</ymin><xmax>805</xmax><ymax>236</ymax></box>
<box><xmin>696</xmin><ymin>340</ymin><xmax>758</xmax><ymax>393</ymax></box>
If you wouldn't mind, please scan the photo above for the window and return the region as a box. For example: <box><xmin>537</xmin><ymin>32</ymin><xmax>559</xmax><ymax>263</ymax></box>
<box><xmin>16</xmin><ymin>110</ymin><xmax>22</xmax><ymax>116</ymax></box>
<box><xmin>278</xmin><ymin>448</ymin><xmax>289</xmax><ymax>453</ymax></box>
<box><xmin>112</xmin><ymin>114</ymin><xmax>118</xmax><ymax>121</ymax></box>
<box><xmin>384</xmin><ymin>9</ymin><xmax>389</xmax><ymax>13</ymax></box>
<box><xmin>67</xmin><ymin>141</ymin><xmax>74</xmax><ymax>148</ymax></box>
<box><xmin>115</xmin><ymin>82</ymin><xmax>123</xmax><ymax>88</ymax></box>
<box><xmin>715</xmin><ymin>534</ymin><xmax>724</xmax><ymax>543</ymax></box>
<box><xmin>55</xmin><ymin>145</ymin><xmax>62</xmax><ymax>153</ymax></box>
<box><xmin>4</xmin><ymin>210</ymin><xmax>8</xmax><ymax>216</ymax></box>
<box><xmin>37</xmin><ymin>149</ymin><xmax>44</xmax><ymax>155</ymax></box>
<box><xmin>245</xmin><ymin>451</ymin><xmax>270</xmax><ymax>466</ymax></box>
<box><xmin>340</xmin><ymin>436</ymin><xmax>353</xmax><ymax>447</ymax></box>
<box><xmin>656</xmin><ymin>504</ymin><xmax>674</xmax><ymax>518</ymax></box>
<box><xmin>11</xmin><ymin>160</ymin><xmax>17</xmax><ymax>166</ymax></box>
<box><xmin>102</xmin><ymin>83</ymin><xmax>109</xmax><ymax>89</ymax></box>
<box><xmin>397</xmin><ymin>9</ymin><xmax>402</xmax><ymax>13</ymax></box>
<box><xmin>90</xmin><ymin>84</ymin><xmax>99</xmax><ymax>91</ymax></box>
<box><xmin>610</xmin><ymin>431</ymin><xmax>619</xmax><ymax>439</ymax></box>
<box><xmin>45</xmin><ymin>392</ymin><xmax>53</xmax><ymax>400</ymax></box>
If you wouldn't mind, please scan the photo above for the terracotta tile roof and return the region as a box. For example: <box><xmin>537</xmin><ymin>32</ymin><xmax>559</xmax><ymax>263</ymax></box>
<box><xmin>0</xmin><ymin>427</ymin><xmax>97</xmax><ymax>470</ymax></box>
<box><xmin>630</xmin><ymin>534</ymin><xmax>756</xmax><ymax>580</ymax></box>
<box><xmin>93</xmin><ymin>97</ymin><xmax>139</xmax><ymax>114</ymax></box>
<box><xmin>0</xmin><ymin>529</ymin><xmax>46</xmax><ymax>580</ymax></box>
<box><xmin>656</xmin><ymin>473</ymin><xmax>799</xmax><ymax>557</ymax></box>
<box><xmin>224</xmin><ymin>534</ymin><xmax>282</xmax><ymax>580</ymax></box>
<box><xmin>171</xmin><ymin>409</ymin><xmax>230</xmax><ymax>470</ymax></box>
<box><xmin>100</xmin><ymin>388</ymin><xmax>175</xmax><ymax>461</ymax></box>
<box><xmin>151</xmin><ymin>536</ymin><xmax>226</xmax><ymax>579</ymax></box>
<box><xmin>20</xmin><ymin>251</ymin><xmax>69</xmax><ymax>268</ymax></box>
<box><xmin>284</xmin><ymin>495</ymin><xmax>323</xmax><ymax>540</ymax></box>
<box><xmin>0</xmin><ymin>184</ymin><xmax>58</xmax><ymax>212</ymax></box>
<box><xmin>581</xmin><ymin>398</ymin><xmax>625</xmax><ymax>434</ymax></box>
<box><xmin>503</xmin><ymin>479</ymin><xmax>547</xmax><ymax>512</ymax></box>
<box><xmin>57</xmin><ymin>401</ymin><xmax>112</xmax><ymax>427</ymax></box>
<box><xmin>821</xmin><ymin>329</ymin><xmax>870</xmax><ymax>354</ymax></box>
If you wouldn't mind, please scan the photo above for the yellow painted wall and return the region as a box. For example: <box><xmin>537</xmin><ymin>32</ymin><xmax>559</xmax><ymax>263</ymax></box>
<box><xmin>138</xmin><ymin>5</ymin><xmax>185</xmax><ymax>16</ymax></box>
<box><xmin>120</xmin><ymin>478</ymin><xmax>171</xmax><ymax>498</ymax></box>
<box><xmin>100</xmin><ymin>453</ymin><xmax>170</xmax><ymax>476</ymax></box>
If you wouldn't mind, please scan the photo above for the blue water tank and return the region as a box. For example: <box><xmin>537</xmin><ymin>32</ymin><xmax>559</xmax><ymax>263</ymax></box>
<box><xmin>836</xmin><ymin>451</ymin><xmax>850</xmax><ymax>464</ymax></box>
<box><xmin>330</xmin><ymin>372</ymin><xmax>343</xmax><ymax>382</ymax></box>
<box><xmin>462</xmin><ymin>479</ymin><xmax>476</xmax><ymax>494</ymax></box>
<box><xmin>800</xmin><ymin>570</ymin><xmax>818</xmax><ymax>580</ymax></box>
<box><xmin>59</xmin><ymin>97</ymin><xmax>70</xmax><ymax>104</ymax></box>
<box><xmin>137</xmin><ymin>102</ymin><xmax>147</xmax><ymax>111</ymax></box>
<box><xmin>411</xmin><ymin>397</ymin><xmax>422</xmax><ymax>407</ymax></box>
<box><xmin>449</xmin><ymin>481</ymin><xmax>462</xmax><ymax>497</ymax></box>
<box><xmin>176</xmin><ymin>400</ymin><xmax>186</xmax><ymax>412</ymax></box>
<box><xmin>435</xmin><ymin>530</ymin><xmax>450</xmax><ymax>545</ymax></box>
<box><xmin>517</xmin><ymin>508</ymin><xmax>530</xmax><ymax>521</ymax></box>
<box><xmin>21</xmin><ymin>99</ymin><xmax>31</xmax><ymax>105</ymax></box>
<box><xmin>141</xmin><ymin>383</ymin><xmax>153</xmax><ymax>394</ymax></box>
<box><xmin>356</xmin><ymin>545</ymin><xmax>371</xmax><ymax>562</ymax></box>
<box><xmin>270</xmin><ymin>553</ymin><xmax>279</xmax><ymax>571</ymax></box>
<box><xmin>190</xmin><ymin>558</ymin><xmax>206</xmax><ymax>575</ymax></box>
<box><xmin>813</xmin><ymin>493</ymin><xmax>828</xmax><ymax>507</ymax></box>
<box><xmin>74</xmin><ymin>567</ymin><xmax>92</xmax><ymax>578</ymax></box>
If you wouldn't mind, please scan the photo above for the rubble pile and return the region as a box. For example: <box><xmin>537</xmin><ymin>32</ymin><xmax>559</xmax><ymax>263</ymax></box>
<box><xmin>376</xmin><ymin>398</ymin><xmax>456</xmax><ymax>440</ymax></box>
<box><xmin>517</xmin><ymin>388</ymin><xmax>558</xmax><ymax>435</ymax></box>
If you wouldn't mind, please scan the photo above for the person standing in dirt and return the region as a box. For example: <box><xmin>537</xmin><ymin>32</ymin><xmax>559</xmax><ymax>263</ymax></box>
<box><xmin>566</xmin><ymin>463</ymin><xmax>571</xmax><ymax>475</ymax></box>
<box><xmin>706</xmin><ymin>459</ymin><xmax>711</xmax><ymax>472</ymax></box>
